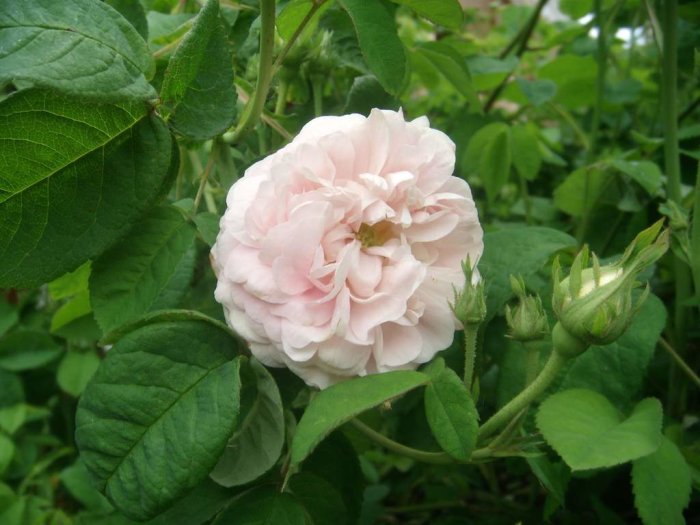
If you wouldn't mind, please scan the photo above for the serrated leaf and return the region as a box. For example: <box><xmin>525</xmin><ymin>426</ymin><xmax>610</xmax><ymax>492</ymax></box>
<box><xmin>291</xmin><ymin>371</ymin><xmax>429</xmax><ymax>468</ymax></box>
<box><xmin>212</xmin><ymin>487</ymin><xmax>307</xmax><ymax>525</ymax></box>
<box><xmin>464</xmin><ymin>122</ymin><xmax>511</xmax><ymax>203</ymax></box>
<box><xmin>160</xmin><ymin>0</ymin><xmax>236</xmax><ymax>139</ymax></box>
<box><xmin>632</xmin><ymin>436</ymin><xmax>691</xmax><ymax>525</ymax></box>
<box><xmin>76</xmin><ymin>320</ymin><xmax>242</xmax><ymax>521</ymax></box>
<box><xmin>423</xmin><ymin>359</ymin><xmax>478</xmax><ymax>461</ymax></box>
<box><xmin>391</xmin><ymin>0</ymin><xmax>463</xmax><ymax>30</ymax></box>
<box><xmin>210</xmin><ymin>358</ymin><xmax>284</xmax><ymax>487</ymax></box>
<box><xmin>0</xmin><ymin>0</ymin><xmax>155</xmax><ymax>101</ymax></box>
<box><xmin>537</xmin><ymin>389</ymin><xmax>663</xmax><ymax>471</ymax></box>
<box><xmin>337</xmin><ymin>0</ymin><xmax>407</xmax><ymax>95</ymax></box>
<box><xmin>0</xmin><ymin>90</ymin><xmax>175</xmax><ymax>288</ymax></box>
<box><xmin>0</xmin><ymin>331</ymin><xmax>63</xmax><ymax>372</ymax></box>
<box><xmin>90</xmin><ymin>206</ymin><xmax>196</xmax><ymax>334</ymax></box>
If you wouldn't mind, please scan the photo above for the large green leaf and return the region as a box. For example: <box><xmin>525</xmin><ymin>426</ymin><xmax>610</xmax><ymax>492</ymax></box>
<box><xmin>479</xmin><ymin>227</ymin><xmax>576</xmax><ymax>319</ymax></box>
<box><xmin>75</xmin><ymin>320</ymin><xmax>242</xmax><ymax>520</ymax></box>
<box><xmin>146</xmin><ymin>479</ymin><xmax>235</xmax><ymax>525</ymax></box>
<box><xmin>537</xmin><ymin>389</ymin><xmax>662</xmax><ymax>471</ymax></box>
<box><xmin>105</xmin><ymin>0</ymin><xmax>148</xmax><ymax>40</ymax></box>
<box><xmin>0</xmin><ymin>0</ymin><xmax>155</xmax><ymax>101</ymax></box>
<box><xmin>391</xmin><ymin>0</ymin><xmax>463</xmax><ymax>30</ymax></box>
<box><xmin>559</xmin><ymin>294</ymin><xmax>666</xmax><ymax>408</ymax></box>
<box><xmin>511</xmin><ymin>124</ymin><xmax>541</xmax><ymax>181</ymax></box>
<box><xmin>0</xmin><ymin>89</ymin><xmax>175</xmax><ymax>288</ymax></box>
<box><xmin>337</xmin><ymin>0</ymin><xmax>407</xmax><ymax>95</ymax></box>
<box><xmin>210</xmin><ymin>358</ymin><xmax>285</xmax><ymax>487</ymax></box>
<box><xmin>291</xmin><ymin>371</ymin><xmax>429</xmax><ymax>468</ymax></box>
<box><xmin>553</xmin><ymin>165</ymin><xmax>613</xmax><ymax>217</ymax></box>
<box><xmin>464</xmin><ymin>123</ymin><xmax>512</xmax><ymax>203</ymax></box>
<box><xmin>632</xmin><ymin>436</ymin><xmax>691</xmax><ymax>525</ymax></box>
<box><xmin>423</xmin><ymin>359</ymin><xmax>479</xmax><ymax>461</ymax></box>
<box><xmin>160</xmin><ymin>0</ymin><xmax>236</xmax><ymax>139</ymax></box>
<box><xmin>212</xmin><ymin>487</ymin><xmax>307</xmax><ymax>525</ymax></box>
<box><xmin>90</xmin><ymin>206</ymin><xmax>196</xmax><ymax>334</ymax></box>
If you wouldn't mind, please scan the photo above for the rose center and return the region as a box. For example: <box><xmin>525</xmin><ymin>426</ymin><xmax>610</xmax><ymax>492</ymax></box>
<box><xmin>356</xmin><ymin>221</ymin><xmax>395</xmax><ymax>248</ymax></box>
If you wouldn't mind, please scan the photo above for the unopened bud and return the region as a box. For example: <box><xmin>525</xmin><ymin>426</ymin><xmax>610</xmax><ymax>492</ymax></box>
<box><xmin>450</xmin><ymin>258</ymin><xmax>486</xmax><ymax>326</ymax></box>
<box><xmin>551</xmin><ymin>221</ymin><xmax>668</xmax><ymax>355</ymax></box>
<box><xmin>505</xmin><ymin>275</ymin><xmax>549</xmax><ymax>342</ymax></box>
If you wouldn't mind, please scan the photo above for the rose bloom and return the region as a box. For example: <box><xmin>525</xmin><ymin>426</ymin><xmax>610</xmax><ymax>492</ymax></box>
<box><xmin>212</xmin><ymin>109</ymin><xmax>483</xmax><ymax>388</ymax></box>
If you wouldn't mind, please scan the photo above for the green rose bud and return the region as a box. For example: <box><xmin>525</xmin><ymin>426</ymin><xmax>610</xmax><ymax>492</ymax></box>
<box><xmin>505</xmin><ymin>275</ymin><xmax>549</xmax><ymax>342</ymax></box>
<box><xmin>450</xmin><ymin>258</ymin><xmax>486</xmax><ymax>326</ymax></box>
<box><xmin>551</xmin><ymin>220</ymin><xmax>669</xmax><ymax>357</ymax></box>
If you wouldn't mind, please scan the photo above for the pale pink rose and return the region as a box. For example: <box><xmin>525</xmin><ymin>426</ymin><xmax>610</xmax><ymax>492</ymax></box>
<box><xmin>211</xmin><ymin>109</ymin><xmax>483</xmax><ymax>388</ymax></box>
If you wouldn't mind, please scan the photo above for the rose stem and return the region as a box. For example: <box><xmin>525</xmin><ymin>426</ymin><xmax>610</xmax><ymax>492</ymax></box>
<box><xmin>463</xmin><ymin>324</ymin><xmax>479</xmax><ymax>391</ymax></box>
<box><xmin>350</xmin><ymin>419</ymin><xmax>493</xmax><ymax>465</ymax></box>
<box><xmin>478</xmin><ymin>351</ymin><xmax>568</xmax><ymax>441</ymax></box>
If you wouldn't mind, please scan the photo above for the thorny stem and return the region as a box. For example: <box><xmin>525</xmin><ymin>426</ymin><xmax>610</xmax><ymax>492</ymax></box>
<box><xmin>463</xmin><ymin>324</ymin><xmax>479</xmax><ymax>390</ymax></box>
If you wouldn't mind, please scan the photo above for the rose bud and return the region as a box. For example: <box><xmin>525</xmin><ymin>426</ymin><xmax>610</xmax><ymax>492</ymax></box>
<box><xmin>505</xmin><ymin>275</ymin><xmax>548</xmax><ymax>342</ymax></box>
<box><xmin>551</xmin><ymin>220</ymin><xmax>669</xmax><ymax>358</ymax></box>
<box><xmin>450</xmin><ymin>257</ymin><xmax>486</xmax><ymax>327</ymax></box>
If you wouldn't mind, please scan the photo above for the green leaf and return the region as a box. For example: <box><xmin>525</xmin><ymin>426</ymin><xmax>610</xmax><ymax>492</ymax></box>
<box><xmin>193</xmin><ymin>212</ymin><xmax>221</xmax><ymax>247</ymax></box>
<box><xmin>212</xmin><ymin>487</ymin><xmax>307</xmax><ymax>525</ymax></box>
<box><xmin>75</xmin><ymin>320</ymin><xmax>242</xmax><ymax>520</ymax></box>
<box><xmin>210</xmin><ymin>358</ymin><xmax>285</xmax><ymax>487</ymax></box>
<box><xmin>0</xmin><ymin>370</ymin><xmax>24</xmax><ymax>408</ymax></box>
<box><xmin>0</xmin><ymin>404</ymin><xmax>27</xmax><ymax>435</ymax></box>
<box><xmin>466</xmin><ymin>55</ymin><xmax>518</xmax><ymax>91</ymax></box>
<box><xmin>511</xmin><ymin>125</ymin><xmax>542</xmax><ymax>181</ymax></box>
<box><xmin>464</xmin><ymin>123</ymin><xmax>511</xmax><ymax>203</ymax></box>
<box><xmin>105</xmin><ymin>0</ymin><xmax>149</xmax><ymax>40</ymax></box>
<box><xmin>537</xmin><ymin>389</ymin><xmax>663</xmax><ymax>471</ymax></box>
<box><xmin>0</xmin><ymin>90</ymin><xmax>176</xmax><ymax>288</ymax></box>
<box><xmin>479</xmin><ymin>227</ymin><xmax>576</xmax><ymax>318</ymax></box>
<box><xmin>48</xmin><ymin>262</ymin><xmax>92</xmax><ymax>300</ymax></box>
<box><xmin>60</xmin><ymin>461</ymin><xmax>113</xmax><ymax>513</ymax></box>
<box><xmin>50</xmin><ymin>291</ymin><xmax>94</xmax><ymax>334</ymax></box>
<box><xmin>609</xmin><ymin>160</ymin><xmax>663</xmax><ymax>196</ymax></box>
<box><xmin>0</xmin><ymin>434</ymin><xmax>14</xmax><ymax>476</ymax></box>
<box><xmin>291</xmin><ymin>371</ymin><xmax>429</xmax><ymax>468</ymax></box>
<box><xmin>302</xmin><ymin>432</ymin><xmax>364</xmax><ymax>524</ymax></box>
<box><xmin>0</xmin><ymin>302</ymin><xmax>19</xmax><ymax>339</ymax></box>
<box><xmin>632</xmin><ymin>436</ymin><xmax>691</xmax><ymax>525</ymax></box>
<box><xmin>90</xmin><ymin>206</ymin><xmax>197</xmax><ymax>334</ymax></box>
<box><xmin>391</xmin><ymin>0</ymin><xmax>463</xmax><ymax>30</ymax></box>
<box><xmin>423</xmin><ymin>359</ymin><xmax>478</xmax><ymax>461</ymax></box>
<box><xmin>553</xmin><ymin>165</ymin><xmax>611</xmax><ymax>217</ymax></box>
<box><xmin>160</xmin><ymin>0</ymin><xmax>236</xmax><ymax>140</ymax></box>
<box><xmin>559</xmin><ymin>295</ymin><xmax>666</xmax><ymax>408</ymax></box>
<box><xmin>288</xmin><ymin>472</ymin><xmax>347</xmax><ymax>525</ymax></box>
<box><xmin>344</xmin><ymin>75</ymin><xmax>397</xmax><ymax>115</ymax></box>
<box><xmin>0</xmin><ymin>331</ymin><xmax>62</xmax><ymax>372</ymax></box>
<box><xmin>146</xmin><ymin>479</ymin><xmax>234</xmax><ymax>525</ymax></box>
<box><xmin>526</xmin><ymin>456</ymin><xmax>570</xmax><ymax>505</ymax></box>
<box><xmin>0</xmin><ymin>0</ymin><xmax>155</xmax><ymax>101</ymax></box>
<box><xmin>416</xmin><ymin>42</ymin><xmax>481</xmax><ymax>111</ymax></box>
<box><xmin>515</xmin><ymin>78</ymin><xmax>557</xmax><ymax>106</ymax></box>
<box><xmin>337</xmin><ymin>0</ymin><xmax>407</xmax><ymax>95</ymax></box>
<box><xmin>539</xmin><ymin>55</ymin><xmax>598</xmax><ymax>109</ymax></box>
<box><xmin>57</xmin><ymin>349</ymin><xmax>101</xmax><ymax>397</ymax></box>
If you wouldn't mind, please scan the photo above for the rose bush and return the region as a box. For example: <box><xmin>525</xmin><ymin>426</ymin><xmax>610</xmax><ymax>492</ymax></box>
<box><xmin>212</xmin><ymin>109</ymin><xmax>483</xmax><ymax>387</ymax></box>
